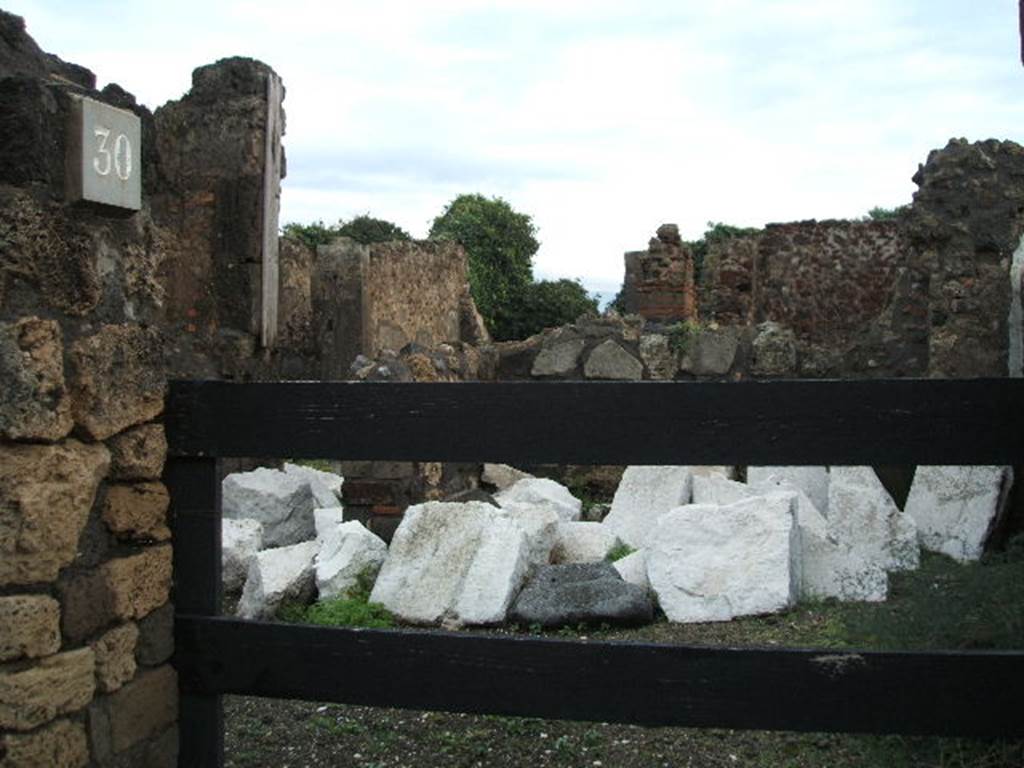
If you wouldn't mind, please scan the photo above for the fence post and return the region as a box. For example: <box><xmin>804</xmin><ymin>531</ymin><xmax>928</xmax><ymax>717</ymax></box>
<box><xmin>167</xmin><ymin>456</ymin><xmax>223</xmax><ymax>768</ymax></box>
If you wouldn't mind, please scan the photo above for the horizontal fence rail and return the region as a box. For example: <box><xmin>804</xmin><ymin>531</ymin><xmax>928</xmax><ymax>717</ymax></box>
<box><xmin>165</xmin><ymin>378</ymin><xmax>1024</xmax><ymax>464</ymax></box>
<box><xmin>165</xmin><ymin>378</ymin><xmax>1024</xmax><ymax>766</ymax></box>
<box><xmin>174</xmin><ymin>615</ymin><xmax>1024</xmax><ymax>738</ymax></box>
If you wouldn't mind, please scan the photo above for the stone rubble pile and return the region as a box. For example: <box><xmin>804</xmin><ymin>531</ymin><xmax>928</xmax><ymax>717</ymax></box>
<box><xmin>221</xmin><ymin>461</ymin><xmax>1012</xmax><ymax>628</ymax></box>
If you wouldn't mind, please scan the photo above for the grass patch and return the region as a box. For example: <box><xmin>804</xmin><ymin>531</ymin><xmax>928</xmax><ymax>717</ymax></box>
<box><xmin>605</xmin><ymin>542</ymin><xmax>636</xmax><ymax>562</ymax></box>
<box><xmin>277</xmin><ymin>568</ymin><xmax>394</xmax><ymax>629</ymax></box>
<box><xmin>841</xmin><ymin>541</ymin><xmax>1024</xmax><ymax>651</ymax></box>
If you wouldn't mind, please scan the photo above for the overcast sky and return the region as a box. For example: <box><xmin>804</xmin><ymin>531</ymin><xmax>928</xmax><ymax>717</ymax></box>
<box><xmin>8</xmin><ymin>1</ymin><xmax>1024</xmax><ymax>298</ymax></box>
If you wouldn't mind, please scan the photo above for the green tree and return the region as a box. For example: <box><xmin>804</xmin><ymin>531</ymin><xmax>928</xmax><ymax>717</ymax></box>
<box><xmin>429</xmin><ymin>194</ymin><xmax>538</xmax><ymax>332</ymax></box>
<box><xmin>281</xmin><ymin>214</ymin><xmax>410</xmax><ymax>249</ymax></box>
<box><xmin>493</xmin><ymin>279</ymin><xmax>599</xmax><ymax>341</ymax></box>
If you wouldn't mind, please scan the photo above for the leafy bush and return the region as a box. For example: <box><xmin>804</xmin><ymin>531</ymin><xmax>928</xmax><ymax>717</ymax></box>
<box><xmin>429</xmin><ymin>194</ymin><xmax>538</xmax><ymax>333</ymax></box>
<box><xmin>281</xmin><ymin>219</ymin><xmax>337</xmax><ymax>249</ymax></box>
<box><xmin>665</xmin><ymin>319</ymin><xmax>702</xmax><ymax>355</ymax></box>
<box><xmin>282</xmin><ymin>214</ymin><xmax>410</xmax><ymax>249</ymax></box>
<box><xmin>491</xmin><ymin>278</ymin><xmax>598</xmax><ymax>341</ymax></box>
<box><xmin>337</xmin><ymin>215</ymin><xmax>411</xmax><ymax>244</ymax></box>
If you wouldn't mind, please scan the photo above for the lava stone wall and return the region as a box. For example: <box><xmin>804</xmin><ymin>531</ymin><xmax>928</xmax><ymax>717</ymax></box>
<box><xmin>703</xmin><ymin>219</ymin><xmax>929</xmax><ymax>378</ymax></box>
<box><xmin>701</xmin><ymin>140</ymin><xmax>1024</xmax><ymax>379</ymax></box>
<box><xmin>0</xmin><ymin>12</ymin><xmax>179</xmax><ymax>766</ymax></box>
<box><xmin>908</xmin><ymin>138</ymin><xmax>1024</xmax><ymax>378</ymax></box>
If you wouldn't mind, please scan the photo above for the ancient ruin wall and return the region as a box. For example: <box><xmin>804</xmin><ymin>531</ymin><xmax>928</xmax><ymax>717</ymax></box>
<box><xmin>699</xmin><ymin>140</ymin><xmax>1024</xmax><ymax>380</ymax></box>
<box><xmin>621</xmin><ymin>224</ymin><xmax>697</xmax><ymax>323</ymax></box>
<box><xmin>315</xmin><ymin>238</ymin><xmax>471</xmax><ymax>378</ymax></box>
<box><xmin>365</xmin><ymin>240</ymin><xmax>467</xmax><ymax>355</ymax></box>
<box><xmin>702</xmin><ymin>219</ymin><xmax>930</xmax><ymax>378</ymax></box>
<box><xmin>0</xmin><ymin>13</ymin><xmax>178</xmax><ymax>766</ymax></box>
<box><xmin>908</xmin><ymin>138</ymin><xmax>1024</xmax><ymax>378</ymax></box>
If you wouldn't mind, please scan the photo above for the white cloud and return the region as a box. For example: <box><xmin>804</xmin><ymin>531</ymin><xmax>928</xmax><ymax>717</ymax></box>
<box><xmin>8</xmin><ymin>0</ymin><xmax>1024</xmax><ymax>292</ymax></box>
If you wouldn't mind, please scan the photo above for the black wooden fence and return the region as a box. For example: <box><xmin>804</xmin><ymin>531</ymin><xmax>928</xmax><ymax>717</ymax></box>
<box><xmin>166</xmin><ymin>378</ymin><xmax>1024</xmax><ymax>767</ymax></box>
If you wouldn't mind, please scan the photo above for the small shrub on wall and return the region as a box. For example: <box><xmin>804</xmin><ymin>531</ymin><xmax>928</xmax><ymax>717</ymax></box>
<box><xmin>282</xmin><ymin>214</ymin><xmax>411</xmax><ymax>249</ymax></box>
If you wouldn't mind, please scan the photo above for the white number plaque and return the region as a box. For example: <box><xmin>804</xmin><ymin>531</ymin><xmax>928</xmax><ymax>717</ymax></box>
<box><xmin>66</xmin><ymin>95</ymin><xmax>141</xmax><ymax>211</ymax></box>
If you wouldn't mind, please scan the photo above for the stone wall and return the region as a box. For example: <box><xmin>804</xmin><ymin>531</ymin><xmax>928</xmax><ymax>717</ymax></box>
<box><xmin>621</xmin><ymin>224</ymin><xmax>697</xmax><ymax>323</ymax></box>
<box><xmin>0</xmin><ymin>12</ymin><xmax>181</xmax><ymax>766</ymax></box>
<box><xmin>907</xmin><ymin>138</ymin><xmax>1024</xmax><ymax>378</ymax></box>
<box><xmin>314</xmin><ymin>238</ymin><xmax>471</xmax><ymax>380</ymax></box>
<box><xmin>699</xmin><ymin>139</ymin><xmax>1024</xmax><ymax>379</ymax></box>
<box><xmin>702</xmin><ymin>219</ymin><xmax>929</xmax><ymax>378</ymax></box>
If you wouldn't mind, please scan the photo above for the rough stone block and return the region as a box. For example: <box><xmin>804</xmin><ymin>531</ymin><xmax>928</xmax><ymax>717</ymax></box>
<box><xmin>531</xmin><ymin>337</ymin><xmax>585</xmax><ymax>377</ymax></box>
<box><xmin>102</xmin><ymin>482</ymin><xmax>171</xmax><ymax>541</ymax></box>
<box><xmin>481</xmin><ymin>463</ymin><xmax>532</xmax><ymax>491</ymax></box>
<box><xmin>828</xmin><ymin>467</ymin><xmax>919</xmax><ymax>573</ymax></box>
<box><xmin>680</xmin><ymin>328</ymin><xmax>739</xmax><ymax>376</ymax></box>
<box><xmin>495</xmin><ymin>501</ymin><xmax>560</xmax><ymax>570</ymax></box>
<box><xmin>747</xmin><ymin>466</ymin><xmax>830</xmax><ymax>518</ymax></box>
<box><xmin>604</xmin><ymin>466</ymin><xmax>692</xmax><ymax>549</ymax></box>
<box><xmin>222</xmin><ymin>518</ymin><xmax>263</xmax><ymax>593</ymax></box>
<box><xmin>551</xmin><ymin>522</ymin><xmax>620</xmax><ymax>564</ymax></box>
<box><xmin>135</xmin><ymin>603</ymin><xmax>174</xmax><ymax>667</ymax></box>
<box><xmin>904</xmin><ymin>465</ymin><xmax>1014</xmax><ymax>562</ymax></box>
<box><xmin>611</xmin><ymin>549</ymin><xmax>649</xmax><ymax>592</ymax></box>
<box><xmin>583</xmin><ymin>339</ymin><xmax>643</xmax><ymax>380</ymax></box>
<box><xmin>0</xmin><ymin>717</ymin><xmax>89</xmax><ymax>768</ymax></box>
<box><xmin>0</xmin><ymin>316</ymin><xmax>73</xmax><ymax>441</ymax></box>
<box><xmin>106</xmin><ymin>424</ymin><xmax>167</xmax><ymax>481</ymax></box>
<box><xmin>0</xmin><ymin>647</ymin><xmax>95</xmax><ymax>730</ymax></box>
<box><xmin>282</xmin><ymin>462</ymin><xmax>343</xmax><ymax>508</ymax></box>
<box><xmin>68</xmin><ymin>324</ymin><xmax>166</xmax><ymax>441</ymax></box>
<box><xmin>222</xmin><ymin>467</ymin><xmax>317</xmax><ymax>548</ymax></box>
<box><xmin>103</xmin><ymin>665</ymin><xmax>178</xmax><ymax>754</ymax></box>
<box><xmin>0</xmin><ymin>440</ymin><xmax>110</xmax><ymax>586</ymax></box>
<box><xmin>508</xmin><ymin>562</ymin><xmax>653</xmax><ymax>629</ymax></box>
<box><xmin>105</xmin><ymin>545</ymin><xmax>173</xmax><ymax>622</ymax></box>
<box><xmin>315</xmin><ymin>521</ymin><xmax>387</xmax><ymax>601</ymax></box>
<box><xmin>91</xmin><ymin>622</ymin><xmax>139</xmax><ymax>693</ymax></box>
<box><xmin>370</xmin><ymin>501</ymin><xmax>529</xmax><ymax>626</ymax></box>
<box><xmin>495</xmin><ymin>478</ymin><xmax>582</xmax><ymax>522</ymax></box>
<box><xmin>60</xmin><ymin>546</ymin><xmax>172</xmax><ymax>643</ymax></box>
<box><xmin>237</xmin><ymin>540</ymin><xmax>319</xmax><ymax>620</ymax></box>
<box><xmin>648</xmin><ymin>499</ymin><xmax>799</xmax><ymax>623</ymax></box>
<box><xmin>692</xmin><ymin>474</ymin><xmax>887</xmax><ymax>602</ymax></box>
<box><xmin>638</xmin><ymin>333</ymin><xmax>677</xmax><ymax>380</ymax></box>
<box><xmin>0</xmin><ymin>595</ymin><xmax>61</xmax><ymax>662</ymax></box>
<box><xmin>313</xmin><ymin>508</ymin><xmax>345</xmax><ymax>540</ymax></box>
